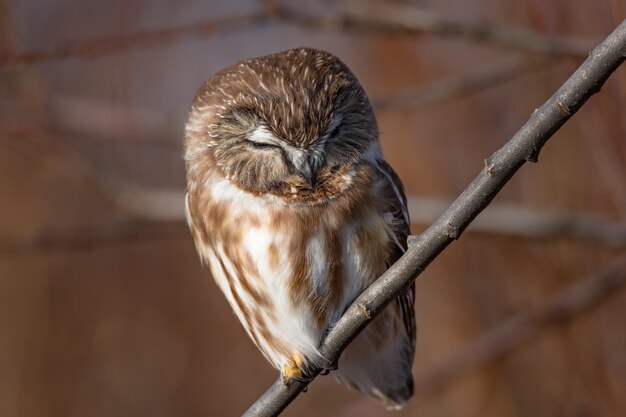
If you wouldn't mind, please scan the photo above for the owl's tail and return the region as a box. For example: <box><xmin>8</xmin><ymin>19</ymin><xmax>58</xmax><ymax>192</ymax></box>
<box><xmin>332</xmin><ymin>307</ymin><xmax>414</xmax><ymax>409</ymax></box>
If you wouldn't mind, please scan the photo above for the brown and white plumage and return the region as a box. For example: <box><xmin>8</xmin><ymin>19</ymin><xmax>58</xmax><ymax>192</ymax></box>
<box><xmin>184</xmin><ymin>48</ymin><xmax>415</xmax><ymax>408</ymax></box>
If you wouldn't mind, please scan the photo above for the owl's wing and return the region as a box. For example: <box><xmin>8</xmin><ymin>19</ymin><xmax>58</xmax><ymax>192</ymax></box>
<box><xmin>376</xmin><ymin>159</ymin><xmax>416</xmax><ymax>353</ymax></box>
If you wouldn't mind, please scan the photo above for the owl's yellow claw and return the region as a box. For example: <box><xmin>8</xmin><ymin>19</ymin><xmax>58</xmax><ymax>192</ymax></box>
<box><xmin>282</xmin><ymin>353</ymin><xmax>307</xmax><ymax>383</ymax></box>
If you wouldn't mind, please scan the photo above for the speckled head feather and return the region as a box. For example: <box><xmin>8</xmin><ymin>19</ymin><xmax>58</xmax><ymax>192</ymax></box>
<box><xmin>185</xmin><ymin>48</ymin><xmax>379</xmax><ymax>199</ymax></box>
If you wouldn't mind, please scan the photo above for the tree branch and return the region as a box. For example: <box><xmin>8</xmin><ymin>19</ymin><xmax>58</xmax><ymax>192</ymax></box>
<box><xmin>372</xmin><ymin>57</ymin><xmax>550</xmax><ymax>110</ymax></box>
<box><xmin>242</xmin><ymin>19</ymin><xmax>626</xmax><ymax>417</ymax></box>
<box><xmin>36</xmin><ymin>57</ymin><xmax>544</xmax><ymax>151</ymax></box>
<box><xmin>0</xmin><ymin>13</ymin><xmax>268</xmax><ymax>65</ymax></box>
<box><xmin>407</xmin><ymin>197</ymin><xmax>626</xmax><ymax>247</ymax></box>
<box><xmin>339</xmin><ymin>0</ymin><xmax>595</xmax><ymax>58</ymax></box>
<box><xmin>3</xmin><ymin>195</ymin><xmax>624</xmax><ymax>258</ymax></box>
<box><xmin>0</xmin><ymin>1</ymin><xmax>597</xmax><ymax>66</ymax></box>
<box><xmin>0</xmin><ymin>221</ymin><xmax>187</xmax><ymax>257</ymax></box>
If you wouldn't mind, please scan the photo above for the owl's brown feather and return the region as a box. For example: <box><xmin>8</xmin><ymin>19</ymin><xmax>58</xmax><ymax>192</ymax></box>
<box><xmin>184</xmin><ymin>47</ymin><xmax>415</xmax><ymax>408</ymax></box>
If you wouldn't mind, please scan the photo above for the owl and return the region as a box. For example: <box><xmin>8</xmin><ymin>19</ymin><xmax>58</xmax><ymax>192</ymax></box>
<box><xmin>184</xmin><ymin>48</ymin><xmax>415</xmax><ymax>409</ymax></box>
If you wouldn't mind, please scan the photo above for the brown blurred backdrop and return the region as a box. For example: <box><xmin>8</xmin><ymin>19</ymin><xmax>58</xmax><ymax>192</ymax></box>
<box><xmin>1</xmin><ymin>0</ymin><xmax>626</xmax><ymax>416</ymax></box>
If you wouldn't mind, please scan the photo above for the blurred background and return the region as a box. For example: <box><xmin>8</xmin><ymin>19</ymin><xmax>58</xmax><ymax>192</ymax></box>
<box><xmin>1</xmin><ymin>0</ymin><xmax>626</xmax><ymax>416</ymax></box>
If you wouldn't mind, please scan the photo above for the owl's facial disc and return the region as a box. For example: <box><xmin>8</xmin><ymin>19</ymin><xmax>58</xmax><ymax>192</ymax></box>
<box><xmin>247</xmin><ymin>125</ymin><xmax>324</xmax><ymax>189</ymax></box>
<box><xmin>185</xmin><ymin>48</ymin><xmax>383</xmax><ymax>204</ymax></box>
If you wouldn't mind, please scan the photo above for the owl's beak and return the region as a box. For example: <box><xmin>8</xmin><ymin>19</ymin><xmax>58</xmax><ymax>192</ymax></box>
<box><xmin>298</xmin><ymin>156</ymin><xmax>317</xmax><ymax>189</ymax></box>
<box><xmin>291</xmin><ymin>151</ymin><xmax>318</xmax><ymax>189</ymax></box>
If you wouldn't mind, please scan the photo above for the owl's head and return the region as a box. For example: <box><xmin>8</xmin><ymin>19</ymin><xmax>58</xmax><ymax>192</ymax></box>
<box><xmin>184</xmin><ymin>48</ymin><xmax>380</xmax><ymax>203</ymax></box>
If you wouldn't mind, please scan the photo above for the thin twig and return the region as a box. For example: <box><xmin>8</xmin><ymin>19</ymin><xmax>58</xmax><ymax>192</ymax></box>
<box><xmin>1</xmin><ymin>124</ymin><xmax>125</xmax><ymax>209</ymax></box>
<box><xmin>0</xmin><ymin>221</ymin><xmax>187</xmax><ymax>257</ymax></box>
<box><xmin>339</xmin><ymin>0</ymin><xmax>595</xmax><ymax>58</ymax></box>
<box><xmin>3</xmin><ymin>193</ymin><xmax>625</xmax><ymax>258</ymax></box>
<box><xmin>41</xmin><ymin>58</ymin><xmax>545</xmax><ymax>150</ymax></box>
<box><xmin>412</xmin><ymin>254</ymin><xmax>626</xmax><ymax>400</ymax></box>
<box><xmin>0</xmin><ymin>12</ymin><xmax>268</xmax><ymax>65</ymax></box>
<box><xmin>407</xmin><ymin>197</ymin><xmax>626</xmax><ymax>247</ymax></box>
<box><xmin>107</xmin><ymin>188</ymin><xmax>626</xmax><ymax>247</ymax></box>
<box><xmin>243</xmin><ymin>20</ymin><xmax>626</xmax><ymax>417</ymax></box>
<box><xmin>0</xmin><ymin>1</ymin><xmax>597</xmax><ymax>66</ymax></box>
<box><xmin>373</xmin><ymin>57</ymin><xmax>551</xmax><ymax>110</ymax></box>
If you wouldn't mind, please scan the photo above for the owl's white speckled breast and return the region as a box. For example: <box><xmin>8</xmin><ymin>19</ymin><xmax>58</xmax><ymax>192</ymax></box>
<box><xmin>191</xmin><ymin>173</ymin><xmax>392</xmax><ymax>370</ymax></box>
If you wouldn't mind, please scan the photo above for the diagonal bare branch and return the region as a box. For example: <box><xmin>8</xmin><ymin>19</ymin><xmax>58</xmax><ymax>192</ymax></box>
<box><xmin>242</xmin><ymin>19</ymin><xmax>626</xmax><ymax>417</ymax></box>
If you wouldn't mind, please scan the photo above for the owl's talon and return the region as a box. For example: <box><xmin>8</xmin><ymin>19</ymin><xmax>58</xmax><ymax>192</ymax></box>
<box><xmin>310</xmin><ymin>354</ymin><xmax>336</xmax><ymax>373</ymax></box>
<box><xmin>281</xmin><ymin>369</ymin><xmax>314</xmax><ymax>385</ymax></box>
<box><xmin>282</xmin><ymin>351</ymin><xmax>337</xmax><ymax>382</ymax></box>
<box><xmin>289</xmin><ymin>373</ymin><xmax>315</xmax><ymax>383</ymax></box>
<box><xmin>282</xmin><ymin>352</ymin><xmax>311</xmax><ymax>384</ymax></box>
<box><xmin>282</xmin><ymin>352</ymin><xmax>336</xmax><ymax>384</ymax></box>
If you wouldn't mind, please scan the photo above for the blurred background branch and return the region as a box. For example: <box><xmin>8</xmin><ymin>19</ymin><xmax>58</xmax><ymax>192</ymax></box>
<box><xmin>413</xmin><ymin>254</ymin><xmax>626</xmax><ymax>400</ymax></box>
<box><xmin>0</xmin><ymin>221</ymin><xmax>186</xmax><ymax>256</ymax></box>
<box><xmin>0</xmin><ymin>0</ymin><xmax>597</xmax><ymax>66</ymax></box>
<box><xmin>4</xmin><ymin>193</ymin><xmax>626</xmax><ymax>258</ymax></box>
<box><xmin>0</xmin><ymin>12</ymin><xmax>269</xmax><ymax>65</ymax></box>
<box><xmin>372</xmin><ymin>57</ymin><xmax>550</xmax><ymax>110</ymax></box>
<box><xmin>339</xmin><ymin>0</ymin><xmax>595</xmax><ymax>57</ymax></box>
